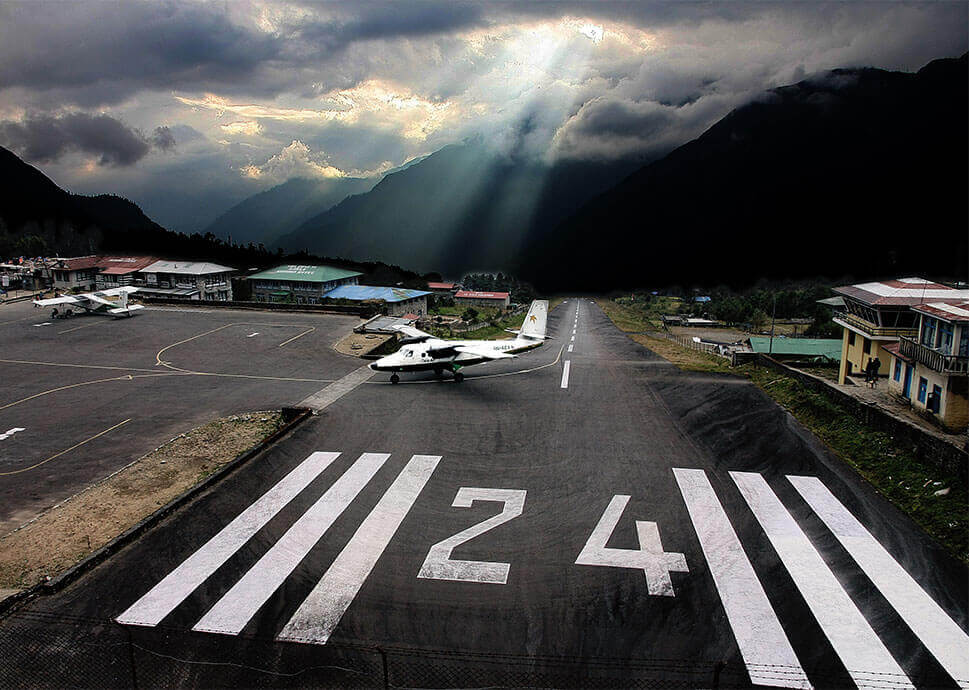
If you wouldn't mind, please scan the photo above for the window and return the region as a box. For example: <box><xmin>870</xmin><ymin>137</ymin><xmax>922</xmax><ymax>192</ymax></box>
<box><xmin>848</xmin><ymin>331</ymin><xmax>855</xmax><ymax>346</ymax></box>
<box><xmin>917</xmin><ymin>377</ymin><xmax>928</xmax><ymax>403</ymax></box>
<box><xmin>862</xmin><ymin>338</ymin><xmax>871</xmax><ymax>355</ymax></box>
<box><xmin>893</xmin><ymin>359</ymin><xmax>902</xmax><ymax>382</ymax></box>
<box><xmin>928</xmin><ymin>385</ymin><xmax>942</xmax><ymax>414</ymax></box>
<box><xmin>920</xmin><ymin>317</ymin><xmax>936</xmax><ymax>346</ymax></box>
<box><xmin>959</xmin><ymin>328</ymin><xmax>968</xmax><ymax>357</ymax></box>
<box><xmin>937</xmin><ymin>322</ymin><xmax>953</xmax><ymax>354</ymax></box>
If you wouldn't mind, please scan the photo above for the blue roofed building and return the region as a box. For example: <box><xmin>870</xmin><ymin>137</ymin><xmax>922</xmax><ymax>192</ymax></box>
<box><xmin>324</xmin><ymin>285</ymin><xmax>431</xmax><ymax>317</ymax></box>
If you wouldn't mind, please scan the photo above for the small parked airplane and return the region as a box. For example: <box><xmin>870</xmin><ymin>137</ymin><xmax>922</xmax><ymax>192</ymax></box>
<box><xmin>370</xmin><ymin>299</ymin><xmax>548</xmax><ymax>383</ymax></box>
<box><xmin>34</xmin><ymin>286</ymin><xmax>144</xmax><ymax>318</ymax></box>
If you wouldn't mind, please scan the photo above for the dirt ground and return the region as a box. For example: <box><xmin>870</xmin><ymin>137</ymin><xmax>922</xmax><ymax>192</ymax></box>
<box><xmin>333</xmin><ymin>331</ymin><xmax>393</xmax><ymax>356</ymax></box>
<box><xmin>0</xmin><ymin>411</ymin><xmax>285</xmax><ymax>591</ymax></box>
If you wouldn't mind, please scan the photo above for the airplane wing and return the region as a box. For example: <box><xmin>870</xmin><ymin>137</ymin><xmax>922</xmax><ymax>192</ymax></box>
<box><xmin>98</xmin><ymin>286</ymin><xmax>139</xmax><ymax>297</ymax></box>
<box><xmin>454</xmin><ymin>345</ymin><xmax>516</xmax><ymax>359</ymax></box>
<box><xmin>33</xmin><ymin>296</ymin><xmax>83</xmax><ymax>307</ymax></box>
<box><xmin>392</xmin><ymin>324</ymin><xmax>434</xmax><ymax>340</ymax></box>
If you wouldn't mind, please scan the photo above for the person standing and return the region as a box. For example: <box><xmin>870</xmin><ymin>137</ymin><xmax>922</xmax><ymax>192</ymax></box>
<box><xmin>871</xmin><ymin>356</ymin><xmax>881</xmax><ymax>387</ymax></box>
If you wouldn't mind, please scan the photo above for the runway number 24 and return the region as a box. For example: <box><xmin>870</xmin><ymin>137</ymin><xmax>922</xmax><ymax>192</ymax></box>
<box><xmin>417</xmin><ymin>488</ymin><xmax>688</xmax><ymax>596</ymax></box>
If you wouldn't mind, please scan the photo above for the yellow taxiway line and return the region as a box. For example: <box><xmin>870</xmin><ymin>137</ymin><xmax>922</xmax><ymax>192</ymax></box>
<box><xmin>0</xmin><ymin>418</ymin><xmax>132</xmax><ymax>476</ymax></box>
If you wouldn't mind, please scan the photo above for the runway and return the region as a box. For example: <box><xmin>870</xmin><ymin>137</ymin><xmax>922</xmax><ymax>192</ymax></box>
<box><xmin>1</xmin><ymin>300</ymin><xmax>966</xmax><ymax>688</ymax></box>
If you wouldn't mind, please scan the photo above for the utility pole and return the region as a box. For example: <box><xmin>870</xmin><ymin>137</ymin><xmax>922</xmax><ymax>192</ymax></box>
<box><xmin>769</xmin><ymin>292</ymin><xmax>777</xmax><ymax>355</ymax></box>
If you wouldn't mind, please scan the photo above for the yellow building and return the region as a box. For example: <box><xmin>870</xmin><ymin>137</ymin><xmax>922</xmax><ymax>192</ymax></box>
<box><xmin>883</xmin><ymin>301</ymin><xmax>969</xmax><ymax>432</ymax></box>
<box><xmin>830</xmin><ymin>278</ymin><xmax>969</xmax><ymax>385</ymax></box>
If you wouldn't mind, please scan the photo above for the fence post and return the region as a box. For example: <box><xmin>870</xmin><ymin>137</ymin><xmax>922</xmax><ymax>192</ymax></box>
<box><xmin>712</xmin><ymin>660</ymin><xmax>725</xmax><ymax>689</ymax></box>
<box><xmin>377</xmin><ymin>647</ymin><xmax>389</xmax><ymax>690</ymax></box>
<box><xmin>122</xmin><ymin>623</ymin><xmax>139</xmax><ymax>690</ymax></box>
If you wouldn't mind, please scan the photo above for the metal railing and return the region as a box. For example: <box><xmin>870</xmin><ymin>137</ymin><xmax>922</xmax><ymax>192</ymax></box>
<box><xmin>898</xmin><ymin>336</ymin><xmax>969</xmax><ymax>373</ymax></box>
<box><xmin>832</xmin><ymin>312</ymin><xmax>917</xmax><ymax>338</ymax></box>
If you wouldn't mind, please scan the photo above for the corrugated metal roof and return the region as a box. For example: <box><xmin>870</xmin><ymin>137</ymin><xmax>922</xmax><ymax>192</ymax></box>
<box><xmin>140</xmin><ymin>260</ymin><xmax>235</xmax><ymax>275</ymax></box>
<box><xmin>324</xmin><ymin>285</ymin><xmax>430</xmax><ymax>302</ymax></box>
<box><xmin>832</xmin><ymin>277</ymin><xmax>969</xmax><ymax>306</ymax></box>
<box><xmin>248</xmin><ymin>264</ymin><xmax>362</xmax><ymax>283</ymax></box>
<box><xmin>454</xmin><ymin>290</ymin><xmax>510</xmax><ymax>299</ymax></box>
<box><xmin>427</xmin><ymin>282</ymin><xmax>455</xmax><ymax>289</ymax></box>
<box><xmin>748</xmin><ymin>337</ymin><xmax>842</xmax><ymax>360</ymax></box>
<box><xmin>911</xmin><ymin>301</ymin><xmax>969</xmax><ymax>322</ymax></box>
<box><xmin>55</xmin><ymin>256</ymin><xmax>100</xmax><ymax>271</ymax></box>
<box><xmin>96</xmin><ymin>256</ymin><xmax>157</xmax><ymax>274</ymax></box>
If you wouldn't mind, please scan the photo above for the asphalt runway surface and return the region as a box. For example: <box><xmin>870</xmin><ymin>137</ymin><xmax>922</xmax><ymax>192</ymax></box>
<box><xmin>0</xmin><ymin>301</ymin><xmax>362</xmax><ymax>534</ymax></box>
<box><xmin>1</xmin><ymin>300</ymin><xmax>967</xmax><ymax>688</ymax></box>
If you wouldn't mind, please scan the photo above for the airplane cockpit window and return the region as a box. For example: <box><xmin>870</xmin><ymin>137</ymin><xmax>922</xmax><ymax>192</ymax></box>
<box><xmin>404</xmin><ymin>350</ymin><xmax>414</xmax><ymax>358</ymax></box>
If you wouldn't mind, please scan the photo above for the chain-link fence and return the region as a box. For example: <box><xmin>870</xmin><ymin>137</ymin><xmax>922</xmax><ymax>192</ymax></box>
<box><xmin>0</xmin><ymin>610</ymin><xmax>758</xmax><ymax>689</ymax></box>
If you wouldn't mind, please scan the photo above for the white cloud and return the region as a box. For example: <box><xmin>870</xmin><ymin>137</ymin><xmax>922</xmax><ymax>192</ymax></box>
<box><xmin>220</xmin><ymin>120</ymin><xmax>262</xmax><ymax>136</ymax></box>
<box><xmin>242</xmin><ymin>140</ymin><xmax>347</xmax><ymax>182</ymax></box>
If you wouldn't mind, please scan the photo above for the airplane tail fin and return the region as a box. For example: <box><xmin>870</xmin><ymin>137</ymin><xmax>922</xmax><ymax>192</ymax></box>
<box><xmin>518</xmin><ymin>300</ymin><xmax>548</xmax><ymax>341</ymax></box>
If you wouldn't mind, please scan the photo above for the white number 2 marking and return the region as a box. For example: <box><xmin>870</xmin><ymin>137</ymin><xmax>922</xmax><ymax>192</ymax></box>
<box><xmin>418</xmin><ymin>488</ymin><xmax>526</xmax><ymax>585</ymax></box>
<box><xmin>576</xmin><ymin>495</ymin><xmax>688</xmax><ymax>596</ymax></box>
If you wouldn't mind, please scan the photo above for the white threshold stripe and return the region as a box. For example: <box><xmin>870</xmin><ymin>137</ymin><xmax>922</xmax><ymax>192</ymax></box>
<box><xmin>561</xmin><ymin>360</ymin><xmax>571</xmax><ymax>389</ymax></box>
<box><xmin>193</xmin><ymin>453</ymin><xmax>391</xmax><ymax>636</ymax></box>
<box><xmin>116</xmin><ymin>451</ymin><xmax>341</xmax><ymax>627</ymax></box>
<box><xmin>278</xmin><ymin>454</ymin><xmax>441</xmax><ymax>645</ymax></box>
<box><xmin>788</xmin><ymin>475</ymin><xmax>969</xmax><ymax>688</ymax></box>
<box><xmin>731</xmin><ymin>472</ymin><xmax>911</xmax><ymax>688</ymax></box>
<box><xmin>673</xmin><ymin>468</ymin><xmax>809</xmax><ymax>689</ymax></box>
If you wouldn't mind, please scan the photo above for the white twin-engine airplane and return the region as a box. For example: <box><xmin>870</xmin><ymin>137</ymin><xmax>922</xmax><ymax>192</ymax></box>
<box><xmin>34</xmin><ymin>286</ymin><xmax>144</xmax><ymax>318</ymax></box>
<box><xmin>370</xmin><ymin>299</ymin><xmax>549</xmax><ymax>384</ymax></box>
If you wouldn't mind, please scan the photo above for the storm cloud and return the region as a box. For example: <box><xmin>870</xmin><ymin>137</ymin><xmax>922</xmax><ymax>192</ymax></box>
<box><xmin>0</xmin><ymin>113</ymin><xmax>173</xmax><ymax>166</ymax></box>
<box><xmin>1</xmin><ymin>1</ymin><xmax>965</xmax><ymax>232</ymax></box>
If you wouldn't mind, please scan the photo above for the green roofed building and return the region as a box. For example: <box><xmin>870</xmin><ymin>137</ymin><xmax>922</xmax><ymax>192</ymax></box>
<box><xmin>748</xmin><ymin>337</ymin><xmax>842</xmax><ymax>363</ymax></box>
<box><xmin>248</xmin><ymin>264</ymin><xmax>362</xmax><ymax>304</ymax></box>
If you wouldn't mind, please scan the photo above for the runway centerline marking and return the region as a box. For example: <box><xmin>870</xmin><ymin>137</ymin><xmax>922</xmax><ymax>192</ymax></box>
<box><xmin>0</xmin><ymin>427</ymin><xmax>26</xmax><ymax>441</ymax></box>
<box><xmin>673</xmin><ymin>468</ymin><xmax>809</xmax><ymax>689</ymax></box>
<box><xmin>731</xmin><ymin>472</ymin><xmax>910</xmax><ymax>687</ymax></box>
<box><xmin>561</xmin><ymin>360</ymin><xmax>571</xmax><ymax>389</ymax></box>
<box><xmin>194</xmin><ymin>452</ymin><xmax>390</xmax><ymax>636</ymax></box>
<box><xmin>789</xmin><ymin>475</ymin><xmax>969</xmax><ymax>686</ymax></box>
<box><xmin>0</xmin><ymin>418</ymin><xmax>131</xmax><ymax>476</ymax></box>
<box><xmin>568</xmin><ymin>344</ymin><xmax>574</xmax><ymax>352</ymax></box>
<box><xmin>117</xmin><ymin>451</ymin><xmax>343</xmax><ymax>628</ymax></box>
<box><xmin>278</xmin><ymin>454</ymin><xmax>441</xmax><ymax>645</ymax></box>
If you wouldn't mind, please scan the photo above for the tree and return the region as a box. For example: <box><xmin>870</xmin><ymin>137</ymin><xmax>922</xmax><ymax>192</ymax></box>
<box><xmin>461</xmin><ymin>307</ymin><xmax>479</xmax><ymax>323</ymax></box>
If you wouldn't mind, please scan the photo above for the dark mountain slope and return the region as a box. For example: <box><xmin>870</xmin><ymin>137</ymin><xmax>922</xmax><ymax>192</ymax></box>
<box><xmin>521</xmin><ymin>54</ymin><xmax>968</xmax><ymax>291</ymax></box>
<box><xmin>277</xmin><ymin>142</ymin><xmax>644</xmax><ymax>275</ymax></box>
<box><xmin>203</xmin><ymin>176</ymin><xmax>376</xmax><ymax>247</ymax></box>
<box><xmin>0</xmin><ymin>145</ymin><xmax>171</xmax><ymax>256</ymax></box>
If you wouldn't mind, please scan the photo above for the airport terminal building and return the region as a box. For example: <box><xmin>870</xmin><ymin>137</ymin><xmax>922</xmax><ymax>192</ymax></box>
<box><xmin>134</xmin><ymin>261</ymin><xmax>236</xmax><ymax>301</ymax></box>
<box><xmin>248</xmin><ymin>265</ymin><xmax>362</xmax><ymax>304</ymax></box>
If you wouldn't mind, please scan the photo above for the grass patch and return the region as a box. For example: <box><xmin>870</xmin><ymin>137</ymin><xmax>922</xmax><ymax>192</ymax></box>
<box><xmin>598</xmin><ymin>297</ymin><xmax>682</xmax><ymax>332</ymax></box>
<box><xmin>614</xmin><ymin>330</ymin><xmax>968</xmax><ymax>562</ymax></box>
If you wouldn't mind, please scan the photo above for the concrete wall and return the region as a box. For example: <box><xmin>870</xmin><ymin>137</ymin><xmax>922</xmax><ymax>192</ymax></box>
<box><xmin>758</xmin><ymin>354</ymin><xmax>967</xmax><ymax>485</ymax></box>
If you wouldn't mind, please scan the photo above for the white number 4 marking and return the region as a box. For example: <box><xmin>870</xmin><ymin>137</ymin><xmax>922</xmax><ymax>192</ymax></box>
<box><xmin>418</xmin><ymin>488</ymin><xmax>526</xmax><ymax>585</ymax></box>
<box><xmin>576</xmin><ymin>495</ymin><xmax>688</xmax><ymax>596</ymax></box>
<box><xmin>0</xmin><ymin>428</ymin><xmax>25</xmax><ymax>441</ymax></box>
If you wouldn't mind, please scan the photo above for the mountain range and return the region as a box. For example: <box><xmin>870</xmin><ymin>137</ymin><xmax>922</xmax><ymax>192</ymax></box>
<box><xmin>521</xmin><ymin>54</ymin><xmax>968</xmax><ymax>291</ymax></box>
<box><xmin>2</xmin><ymin>54</ymin><xmax>965</xmax><ymax>290</ymax></box>
<box><xmin>274</xmin><ymin>143</ymin><xmax>645</xmax><ymax>275</ymax></box>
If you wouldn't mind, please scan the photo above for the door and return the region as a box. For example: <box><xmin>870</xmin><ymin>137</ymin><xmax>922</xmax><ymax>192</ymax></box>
<box><xmin>902</xmin><ymin>363</ymin><xmax>914</xmax><ymax>399</ymax></box>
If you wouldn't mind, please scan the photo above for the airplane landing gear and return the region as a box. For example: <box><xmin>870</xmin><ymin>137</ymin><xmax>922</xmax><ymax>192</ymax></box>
<box><xmin>434</xmin><ymin>367</ymin><xmax>444</xmax><ymax>379</ymax></box>
<box><xmin>454</xmin><ymin>371</ymin><xmax>464</xmax><ymax>383</ymax></box>
<box><xmin>390</xmin><ymin>374</ymin><xmax>400</xmax><ymax>385</ymax></box>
